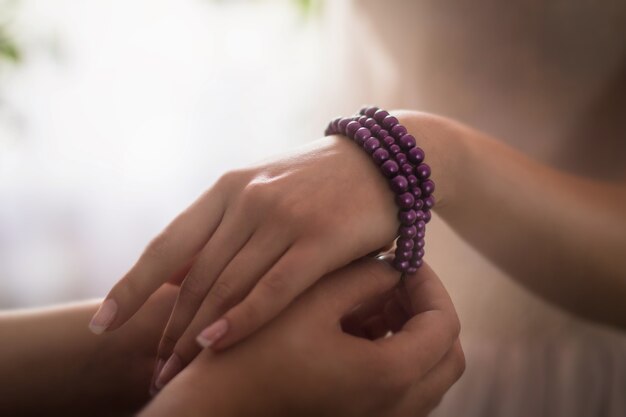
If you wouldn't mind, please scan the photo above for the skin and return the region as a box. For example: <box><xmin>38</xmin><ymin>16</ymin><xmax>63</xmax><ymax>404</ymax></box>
<box><xmin>0</xmin><ymin>259</ymin><xmax>463</xmax><ymax>416</ymax></box>
<box><xmin>0</xmin><ymin>285</ymin><xmax>178</xmax><ymax>416</ymax></box>
<box><xmin>140</xmin><ymin>258</ymin><xmax>464</xmax><ymax>417</ymax></box>
<box><xmin>92</xmin><ymin>110</ymin><xmax>626</xmax><ymax>389</ymax></box>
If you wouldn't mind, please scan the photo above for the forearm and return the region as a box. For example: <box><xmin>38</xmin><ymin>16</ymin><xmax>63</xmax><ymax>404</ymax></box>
<box><xmin>0</xmin><ymin>291</ymin><xmax>173</xmax><ymax>416</ymax></box>
<box><xmin>399</xmin><ymin>111</ymin><xmax>626</xmax><ymax>327</ymax></box>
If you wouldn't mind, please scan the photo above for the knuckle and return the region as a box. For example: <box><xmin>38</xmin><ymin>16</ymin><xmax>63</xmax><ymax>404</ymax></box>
<box><xmin>144</xmin><ymin>232</ymin><xmax>171</xmax><ymax>261</ymax></box>
<box><xmin>179</xmin><ymin>274</ymin><xmax>206</xmax><ymax>302</ymax></box>
<box><xmin>452</xmin><ymin>343</ymin><xmax>466</xmax><ymax>381</ymax></box>
<box><xmin>240</xmin><ymin>181</ymin><xmax>275</xmax><ymax>209</ymax></box>
<box><xmin>216</xmin><ymin>169</ymin><xmax>247</xmax><ymax>192</ymax></box>
<box><xmin>208</xmin><ymin>280</ymin><xmax>235</xmax><ymax>309</ymax></box>
<box><xmin>448</xmin><ymin>311</ymin><xmax>462</xmax><ymax>340</ymax></box>
<box><xmin>260</xmin><ymin>270</ymin><xmax>290</xmax><ymax>298</ymax></box>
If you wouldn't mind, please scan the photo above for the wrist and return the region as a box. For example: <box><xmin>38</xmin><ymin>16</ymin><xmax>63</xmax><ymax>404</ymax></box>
<box><xmin>393</xmin><ymin>110</ymin><xmax>466</xmax><ymax>211</ymax></box>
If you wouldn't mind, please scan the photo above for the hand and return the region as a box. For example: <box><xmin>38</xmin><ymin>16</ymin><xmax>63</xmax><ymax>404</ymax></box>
<box><xmin>91</xmin><ymin>112</ymin><xmax>458</xmax><ymax>388</ymax></box>
<box><xmin>141</xmin><ymin>258</ymin><xmax>464</xmax><ymax>417</ymax></box>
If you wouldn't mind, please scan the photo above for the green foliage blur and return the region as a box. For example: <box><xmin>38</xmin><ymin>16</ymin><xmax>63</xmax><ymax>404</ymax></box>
<box><xmin>0</xmin><ymin>0</ymin><xmax>20</xmax><ymax>64</ymax></box>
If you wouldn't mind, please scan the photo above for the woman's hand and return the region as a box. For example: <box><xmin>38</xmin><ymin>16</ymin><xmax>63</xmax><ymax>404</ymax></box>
<box><xmin>90</xmin><ymin>112</ymin><xmax>458</xmax><ymax>388</ymax></box>
<box><xmin>141</xmin><ymin>258</ymin><xmax>464</xmax><ymax>417</ymax></box>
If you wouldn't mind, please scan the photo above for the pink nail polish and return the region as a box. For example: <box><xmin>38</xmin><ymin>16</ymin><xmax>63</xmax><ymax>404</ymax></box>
<box><xmin>155</xmin><ymin>354</ymin><xmax>183</xmax><ymax>389</ymax></box>
<box><xmin>196</xmin><ymin>318</ymin><xmax>229</xmax><ymax>348</ymax></box>
<box><xmin>88</xmin><ymin>299</ymin><xmax>117</xmax><ymax>335</ymax></box>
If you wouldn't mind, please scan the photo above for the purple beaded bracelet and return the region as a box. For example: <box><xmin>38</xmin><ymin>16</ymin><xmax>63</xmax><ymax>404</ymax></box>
<box><xmin>325</xmin><ymin>106</ymin><xmax>434</xmax><ymax>274</ymax></box>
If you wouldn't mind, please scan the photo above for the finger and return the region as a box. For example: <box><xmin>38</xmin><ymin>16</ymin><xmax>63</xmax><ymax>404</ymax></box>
<box><xmin>382</xmin><ymin>297</ymin><xmax>409</xmax><ymax>333</ymax></box>
<box><xmin>360</xmin><ymin>315</ymin><xmax>390</xmax><ymax>340</ymax></box>
<box><xmin>157</xmin><ymin>228</ymin><xmax>290</xmax><ymax>383</ymax></box>
<box><xmin>90</xmin><ymin>186</ymin><xmax>226</xmax><ymax>334</ymax></box>
<box><xmin>155</xmin><ymin>206</ymin><xmax>255</xmax><ymax>362</ymax></box>
<box><xmin>401</xmin><ymin>339</ymin><xmax>465</xmax><ymax>415</ymax></box>
<box><xmin>340</xmin><ymin>289</ymin><xmax>394</xmax><ymax>336</ymax></box>
<box><xmin>200</xmin><ymin>240</ymin><xmax>334</xmax><ymax>350</ymax></box>
<box><xmin>377</xmin><ymin>263</ymin><xmax>461</xmax><ymax>382</ymax></box>
<box><xmin>320</xmin><ymin>257</ymin><xmax>401</xmax><ymax>317</ymax></box>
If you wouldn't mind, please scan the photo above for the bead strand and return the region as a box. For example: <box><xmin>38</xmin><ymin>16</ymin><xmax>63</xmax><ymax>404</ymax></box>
<box><xmin>325</xmin><ymin>107</ymin><xmax>435</xmax><ymax>274</ymax></box>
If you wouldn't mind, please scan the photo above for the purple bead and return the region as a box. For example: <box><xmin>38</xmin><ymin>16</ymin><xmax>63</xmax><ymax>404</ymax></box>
<box><xmin>377</xmin><ymin>129</ymin><xmax>389</xmax><ymax>139</ymax></box>
<box><xmin>411</xmin><ymin>186</ymin><xmax>422</xmax><ymax>199</ymax></box>
<box><xmin>416</xmin><ymin>220</ymin><xmax>426</xmax><ymax>230</ymax></box>
<box><xmin>401</xmin><ymin>163</ymin><xmax>413</xmax><ymax>176</ymax></box>
<box><xmin>396</xmin><ymin>153</ymin><xmax>408</xmax><ymax>165</ymax></box>
<box><xmin>373</xmin><ymin>109</ymin><xmax>389</xmax><ymax>123</ymax></box>
<box><xmin>338</xmin><ymin>118</ymin><xmax>351</xmax><ymax>134</ymax></box>
<box><xmin>364</xmin><ymin>137</ymin><xmax>381</xmax><ymax>154</ymax></box>
<box><xmin>416</xmin><ymin>248</ymin><xmax>425</xmax><ymax>259</ymax></box>
<box><xmin>358</xmin><ymin>115</ymin><xmax>368</xmax><ymax>125</ymax></box>
<box><xmin>396</xmin><ymin>192</ymin><xmax>415</xmax><ymax>209</ymax></box>
<box><xmin>416</xmin><ymin>163</ymin><xmax>431</xmax><ymax>179</ymax></box>
<box><xmin>390</xmin><ymin>175</ymin><xmax>409</xmax><ymax>193</ymax></box>
<box><xmin>372</xmin><ymin>148</ymin><xmax>390</xmax><ymax>165</ymax></box>
<box><xmin>415</xmin><ymin>210</ymin><xmax>425</xmax><ymax>221</ymax></box>
<box><xmin>396</xmin><ymin>249</ymin><xmax>413</xmax><ymax>261</ymax></box>
<box><xmin>414</xmin><ymin>199</ymin><xmax>424</xmax><ymax>210</ymax></box>
<box><xmin>407</xmin><ymin>175</ymin><xmax>418</xmax><ymax>187</ymax></box>
<box><xmin>382</xmin><ymin>115</ymin><xmax>399</xmax><ymax>129</ymax></box>
<box><xmin>364</xmin><ymin>117</ymin><xmax>377</xmax><ymax>129</ymax></box>
<box><xmin>415</xmin><ymin>239</ymin><xmax>425</xmax><ymax>249</ymax></box>
<box><xmin>393</xmin><ymin>258</ymin><xmax>410</xmax><ymax>272</ymax></box>
<box><xmin>399</xmin><ymin>134</ymin><xmax>416</xmax><ymax>151</ymax></box>
<box><xmin>423</xmin><ymin>210</ymin><xmax>432</xmax><ymax>223</ymax></box>
<box><xmin>382</xmin><ymin>136</ymin><xmax>395</xmax><ymax>147</ymax></box>
<box><xmin>381</xmin><ymin>160</ymin><xmax>400</xmax><ymax>177</ymax></box>
<box><xmin>389</xmin><ymin>144</ymin><xmax>401</xmax><ymax>154</ymax></box>
<box><xmin>406</xmin><ymin>266</ymin><xmax>418</xmax><ymax>274</ymax></box>
<box><xmin>370</xmin><ymin>124</ymin><xmax>381</xmax><ymax>135</ymax></box>
<box><xmin>421</xmin><ymin>180</ymin><xmax>435</xmax><ymax>195</ymax></box>
<box><xmin>346</xmin><ymin>121</ymin><xmax>360</xmax><ymax>137</ymax></box>
<box><xmin>398</xmin><ymin>209</ymin><xmax>417</xmax><ymax>225</ymax></box>
<box><xmin>354</xmin><ymin>127</ymin><xmax>372</xmax><ymax>145</ymax></box>
<box><xmin>424</xmin><ymin>195</ymin><xmax>435</xmax><ymax>209</ymax></box>
<box><xmin>400</xmin><ymin>225</ymin><xmax>417</xmax><ymax>239</ymax></box>
<box><xmin>364</xmin><ymin>107</ymin><xmax>378</xmax><ymax>117</ymax></box>
<box><xmin>409</xmin><ymin>258</ymin><xmax>423</xmax><ymax>269</ymax></box>
<box><xmin>416</xmin><ymin>229</ymin><xmax>425</xmax><ymax>240</ymax></box>
<box><xmin>397</xmin><ymin>237</ymin><xmax>414</xmax><ymax>251</ymax></box>
<box><xmin>408</xmin><ymin>147</ymin><xmax>425</xmax><ymax>164</ymax></box>
<box><xmin>391</xmin><ymin>124</ymin><xmax>408</xmax><ymax>137</ymax></box>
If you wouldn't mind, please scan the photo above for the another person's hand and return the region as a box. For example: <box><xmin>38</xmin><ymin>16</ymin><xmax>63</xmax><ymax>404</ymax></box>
<box><xmin>141</xmin><ymin>258</ymin><xmax>464</xmax><ymax>417</ymax></box>
<box><xmin>91</xmin><ymin>112</ymin><xmax>457</xmax><ymax>388</ymax></box>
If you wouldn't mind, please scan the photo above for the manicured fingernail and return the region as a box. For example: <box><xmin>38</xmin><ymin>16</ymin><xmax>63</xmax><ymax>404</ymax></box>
<box><xmin>196</xmin><ymin>318</ymin><xmax>229</xmax><ymax>348</ymax></box>
<box><xmin>149</xmin><ymin>358</ymin><xmax>165</xmax><ymax>395</ymax></box>
<box><xmin>155</xmin><ymin>354</ymin><xmax>182</xmax><ymax>389</ymax></box>
<box><xmin>88</xmin><ymin>299</ymin><xmax>117</xmax><ymax>335</ymax></box>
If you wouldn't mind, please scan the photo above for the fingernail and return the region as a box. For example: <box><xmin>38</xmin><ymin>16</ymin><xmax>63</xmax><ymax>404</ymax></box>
<box><xmin>196</xmin><ymin>318</ymin><xmax>229</xmax><ymax>348</ymax></box>
<box><xmin>88</xmin><ymin>299</ymin><xmax>117</xmax><ymax>335</ymax></box>
<box><xmin>149</xmin><ymin>358</ymin><xmax>165</xmax><ymax>395</ymax></box>
<box><xmin>155</xmin><ymin>354</ymin><xmax>182</xmax><ymax>389</ymax></box>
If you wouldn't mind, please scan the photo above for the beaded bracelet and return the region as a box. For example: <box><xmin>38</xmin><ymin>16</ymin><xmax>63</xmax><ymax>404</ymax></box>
<box><xmin>324</xmin><ymin>106</ymin><xmax>434</xmax><ymax>274</ymax></box>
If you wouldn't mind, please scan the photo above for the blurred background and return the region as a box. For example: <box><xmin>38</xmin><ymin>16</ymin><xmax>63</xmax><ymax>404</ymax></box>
<box><xmin>1</xmin><ymin>1</ymin><xmax>625</xmax><ymax>415</ymax></box>
<box><xmin>0</xmin><ymin>0</ymin><xmax>336</xmax><ymax>307</ymax></box>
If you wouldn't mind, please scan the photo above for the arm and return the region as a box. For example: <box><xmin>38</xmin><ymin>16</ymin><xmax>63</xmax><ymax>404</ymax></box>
<box><xmin>397</xmin><ymin>110</ymin><xmax>626</xmax><ymax>328</ymax></box>
<box><xmin>0</xmin><ymin>286</ymin><xmax>177</xmax><ymax>416</ymax></box>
